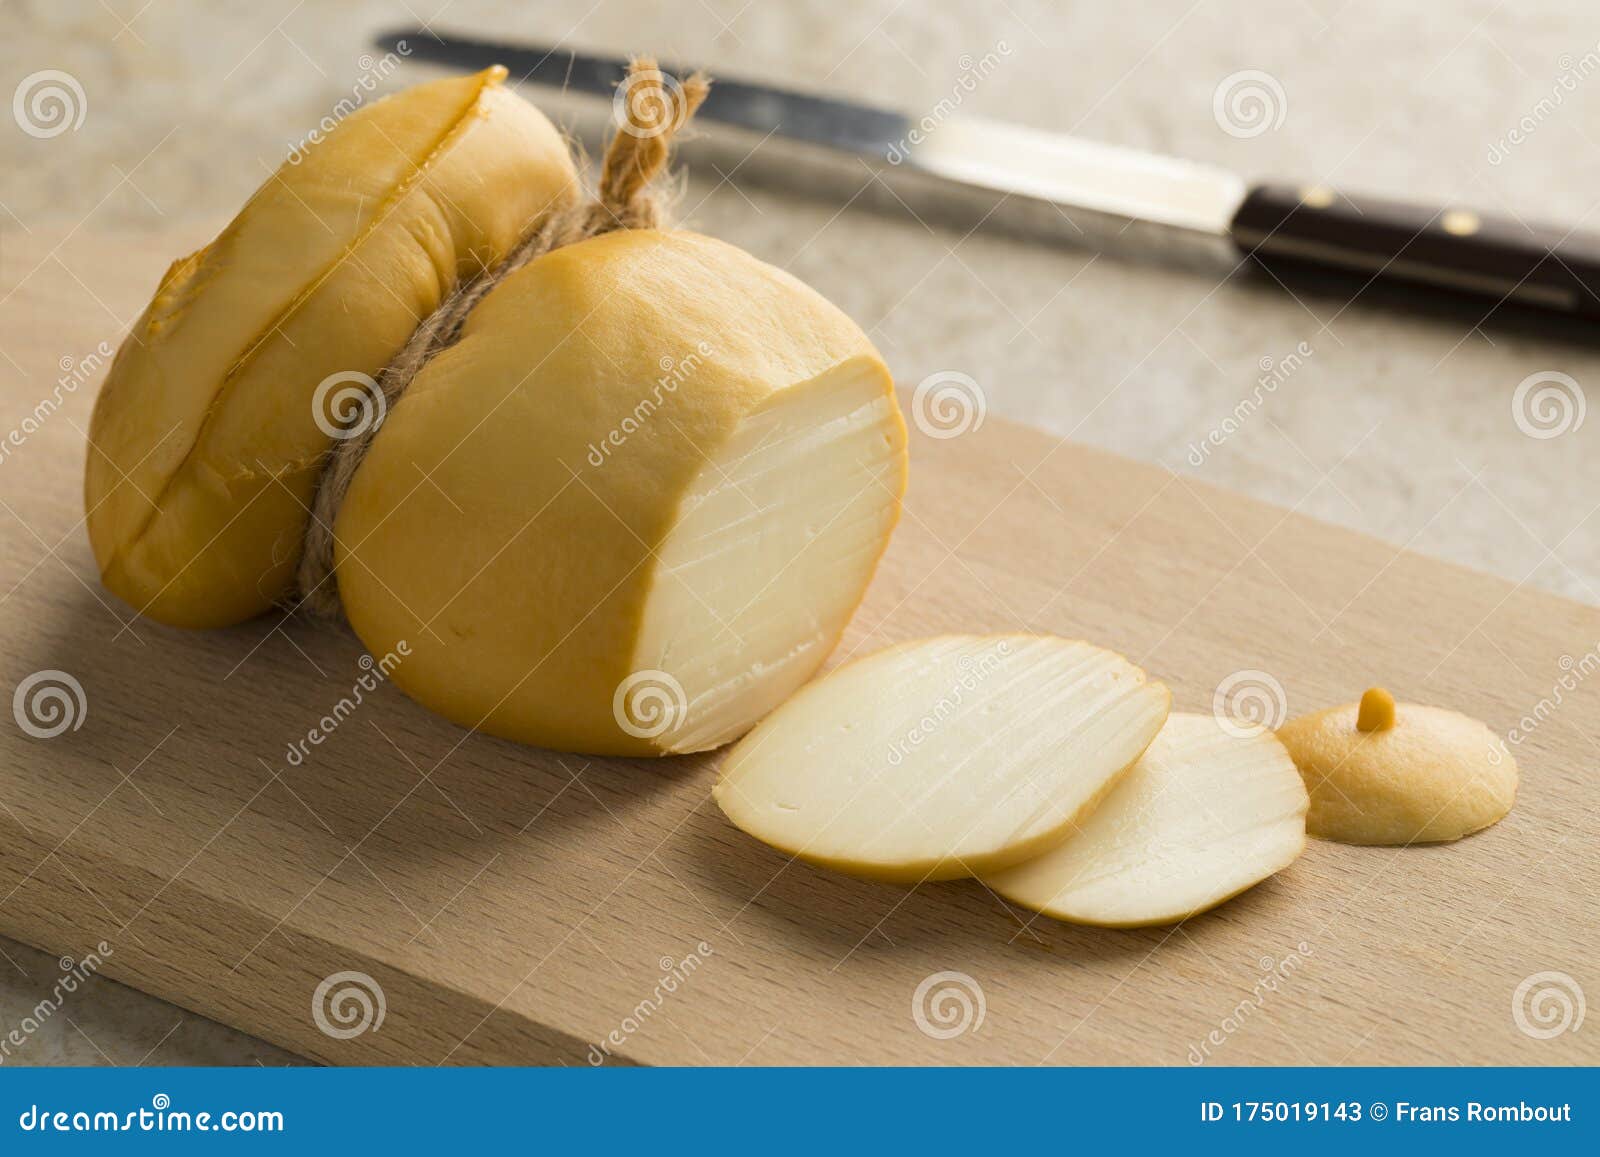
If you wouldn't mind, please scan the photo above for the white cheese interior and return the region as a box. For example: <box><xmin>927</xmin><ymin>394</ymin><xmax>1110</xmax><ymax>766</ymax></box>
<box><xmin>633</xmin><ymin>362</ymin><xmax>903</xmax><ymax>754</ymax></box>
<box><xmin>713</xmin><ymin>634</ymin><xmax>1171</xmax><ymax>881</ymax></box>
<box><xmin>983</xmin><ymin>712</ymin><xmax>1309</xmax><ymax>926</ymax></box>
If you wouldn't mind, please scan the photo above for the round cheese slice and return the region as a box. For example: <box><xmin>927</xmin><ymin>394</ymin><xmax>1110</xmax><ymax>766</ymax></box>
<box><xmin>982</xmin><ymin>712</ymin><xmax>1309</xmax><ymax>927</ymax></box>
<box><xmin>713</xmin><ymin>634</ymin><xmax>1171</xmax><ymax>882</ymax></box>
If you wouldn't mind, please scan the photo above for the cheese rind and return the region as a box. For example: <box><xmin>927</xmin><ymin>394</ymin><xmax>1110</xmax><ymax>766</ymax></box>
<box><xmin>983</xmin><ymin>712</ymin><xmax>1309</xmax><ymax>927</ymax></box>
<box><xmin>85</xmin><ymin>68</ymin><xmax>579</xmax><ymax>628</ymax></box>
<box><xmin>713</xmin><ymin>634</ymin><xmax>1171</xmax><ymax>882</ymax></box>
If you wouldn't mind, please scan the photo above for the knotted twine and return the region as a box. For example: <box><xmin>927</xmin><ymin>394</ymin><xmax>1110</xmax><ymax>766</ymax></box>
<box><xmin>294</xmin><ymin>58</ymin><xmax>711</xmax><ymax>619</ymax></box>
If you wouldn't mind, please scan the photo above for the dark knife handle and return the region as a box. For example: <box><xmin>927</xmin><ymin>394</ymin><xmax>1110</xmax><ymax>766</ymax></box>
<box><xmin>1231</xmin><ymin>183</ymin><xmax>1600</xmax><ymax>318</ymax></box>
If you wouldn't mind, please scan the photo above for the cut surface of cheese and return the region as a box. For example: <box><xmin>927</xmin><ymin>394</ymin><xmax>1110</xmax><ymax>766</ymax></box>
<box><xmin>713</xmin><ymin>634</ymin><xmax>1171</xmax><ymax>882</ymax></box>
<box><xmin>631</xmin><ymin>363</ymin><xmax>903</xmax><ymax>753</ymax></box>
<box><xmin>1276</xmin><ymin>693</ymin><xmax>1517</xmax><ymax>844</ymax></box>
<box><xmin>335</xmin><ymin>229</ymin><xmax>907</xmax><ymax>756</ymax></box>
<box><xmin>983</xmin><ymin>712</ymin><xmax>1309</xmax><ymax>927</ymax></box>
<box><xmin>85</xmin><ymin>67</ymin><xmax>579</xmax><ymax>628</ymax></box>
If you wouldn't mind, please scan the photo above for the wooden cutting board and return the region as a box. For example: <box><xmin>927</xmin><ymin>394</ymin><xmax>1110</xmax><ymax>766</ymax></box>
<box><xmin>1</xmin><ymin>229</ymin><xmax>1595</xmax><ymax>1067</ymax></box>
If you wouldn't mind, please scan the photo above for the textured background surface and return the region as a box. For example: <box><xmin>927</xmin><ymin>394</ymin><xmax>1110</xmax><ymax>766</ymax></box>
<box><xmin>2</xmin><ymin>0</ymin><xmax>1597</xmax><ymax>1065</ymax></box>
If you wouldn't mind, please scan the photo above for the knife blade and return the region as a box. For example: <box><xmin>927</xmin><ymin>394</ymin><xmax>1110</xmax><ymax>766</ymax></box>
<box><xmin>379</xmin><ymin>29</ymin><xmax>1600</xmax><ymax>320</ymax></box>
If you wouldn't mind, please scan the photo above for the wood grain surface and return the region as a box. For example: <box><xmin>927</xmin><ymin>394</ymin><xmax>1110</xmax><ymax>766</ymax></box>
<box><xmin>0</xmin><ymin>230</ymin><xmax>1595</xmax><ymax>1066</ymax></box>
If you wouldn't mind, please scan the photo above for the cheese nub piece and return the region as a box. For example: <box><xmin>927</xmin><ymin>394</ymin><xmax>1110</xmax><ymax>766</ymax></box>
<box><xmin>84</xmin><ymin>67</ymin><xmax>579</xmax><ymax>628</ymax></box>
<box><xmin>1276</xmin><ymin>690</ymin><xmax>1517</xmax><ymax>844</ymax></box>
<box><xmin>334</xmin><ymin>229</ymin><xmax>908</xmax><ymax>756</ymax></box>
<box><xmin>713</xmin><ymin>635</ymin><xmax>1172</xmax><ymax>882</ymax></box>
<box><xmin>983</xmin><ymin>713</ymin><xmax>1309</xmax><ymax>927</ymax></box>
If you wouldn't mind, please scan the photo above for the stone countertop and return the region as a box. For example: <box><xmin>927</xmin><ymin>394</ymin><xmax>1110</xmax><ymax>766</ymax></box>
<box><xmin>2</xmin><ymin>0</ymin><xmax>1597</xmax><ymax>1065</ymax></box>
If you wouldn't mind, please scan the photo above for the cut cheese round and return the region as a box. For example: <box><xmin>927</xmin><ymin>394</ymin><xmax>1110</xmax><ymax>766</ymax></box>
<box><xmin>712</xmin><ymin>635</ymin><xmax>1171</xmax><ymax>882</ymax></box>
<box><xmin>982</xmin><ymin>712</ymin><xmax>1309</xmax><ymax>927</ymax></box>
<box><xmin>335</xmin><ymin>229</ymin><xmax>908</xmax><ymax>756</ymax></box>
<box><xmin>85</xmin><ymin>68</ymin><xmax>579</xmax><ymax>628</ymax></box>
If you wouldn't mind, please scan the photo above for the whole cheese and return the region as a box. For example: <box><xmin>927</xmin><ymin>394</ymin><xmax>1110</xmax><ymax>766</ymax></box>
<box><xmin>334</xmin><ymin>229</ymin><xmax>908</xmax><ymax>756</ymax></box>
<box><xmin>713</xmin><ymin>634</ymin><xmax>1171</xmax><ymax>881</ymax></box>
<box><xmin>983</xmin><ymin>712</ymin><xmax>1309</xmax><ymax>927</ymax></box>
<box><xmin>85</xmin><ymin>67</ymin><xmax>579</xmax><ymax>627</ymax></box>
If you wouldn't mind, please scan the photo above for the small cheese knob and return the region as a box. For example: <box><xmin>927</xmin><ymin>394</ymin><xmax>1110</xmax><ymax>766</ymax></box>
<box><xmin>1356</xmin><ymin>686</ymin><xmax>1397</xmax><ymax>732</ymax></box>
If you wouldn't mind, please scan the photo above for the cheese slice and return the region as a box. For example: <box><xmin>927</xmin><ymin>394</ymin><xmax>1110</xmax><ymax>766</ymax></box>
<box><xmin>983</xmin><ymin>712</ymin><xmax>1309</xmax><ymax>927</ymax></box>
<box><xmin>713</xmin><ymin>634</ymin><xmax>1171</xmax><ymax>882</ymax></box>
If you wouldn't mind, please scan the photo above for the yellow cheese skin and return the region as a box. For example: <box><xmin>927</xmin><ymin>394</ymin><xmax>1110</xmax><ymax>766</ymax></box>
<box><xmin>334</xmin><ymin>229</ymin><xmax>908</xmax><ymax>756</ymax></box>
<box><xmin>85</xmin><ymin>68</ymin><xmax>579</xmax><ymax>628</ymax></box>
<box><xmin>1276</xmin><ymin>700</ymin><xmax>1517</xmax><ymax>844</ymax></box>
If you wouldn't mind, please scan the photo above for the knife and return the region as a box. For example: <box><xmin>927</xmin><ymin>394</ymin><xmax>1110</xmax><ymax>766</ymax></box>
<box><xmin>378</xmin><ymin>29</ymin><xmax>1600</xmax><ymax>321</ymax></box>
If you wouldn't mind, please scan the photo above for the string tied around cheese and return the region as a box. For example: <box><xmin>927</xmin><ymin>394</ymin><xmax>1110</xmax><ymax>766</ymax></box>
<box><xmin>293</xmin><ymin>57</ymin><xmax>710</xmax><ymax>620</ymax></box>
